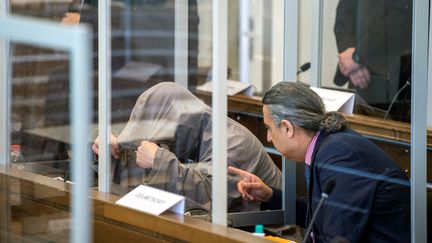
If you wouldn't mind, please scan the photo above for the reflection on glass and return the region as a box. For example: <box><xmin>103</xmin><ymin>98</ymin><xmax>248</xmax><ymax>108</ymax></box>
<box><xmin>108</xmin><ymin>0</ymin><xmax>200</xmax><ymax>123</ymax></box>
<box><xmin>5</xmin><ymin>2</ymin><xmax>79</xmax><ymax>238</ymax></box>
<box><xmin>87</xmin><ymin>0</ymin><xmax>281</xmax><ymax>213</ymax></box>
<box><xmin>331</xmin><ymin>0</ymin><xmax>412</xmax><ymax>122</ymax></box>
<box><xmin>1</xmin><ymin>173</ymin><xmax>72</xmax><ymax>242</ymax></box>
<box><xmin>10</xmin><ymin>40</ymin><xmax>72</xmax><ymax>178</ymax></box>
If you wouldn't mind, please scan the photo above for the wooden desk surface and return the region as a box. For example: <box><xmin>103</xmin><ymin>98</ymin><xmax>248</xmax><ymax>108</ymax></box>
<box><xmin>0</xmin><ymin>166</ymin><xmax>273</xmax><ymax>243</ymax></box>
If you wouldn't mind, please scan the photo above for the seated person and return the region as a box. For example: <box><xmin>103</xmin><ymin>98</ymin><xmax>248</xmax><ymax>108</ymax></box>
<box><xmin>228</xmin><ymin>82</ymin><xmax>410</xmax><ymax>242</ymax></box>
<box><xmin>92</xmin><ymin>82</ymin><xmax>282</xmax><ymax>212</ymax></box>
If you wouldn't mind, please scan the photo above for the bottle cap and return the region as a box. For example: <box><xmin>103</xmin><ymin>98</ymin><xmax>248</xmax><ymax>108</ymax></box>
<box><xmin>255</xmin><ymin>224</ymin><xmax>264</xmax><ymax>234</ymax></box>
<box><xmin>11</xmin><ymin>144</ymin><xmax>21</xmax><ymax>152</ymax></box>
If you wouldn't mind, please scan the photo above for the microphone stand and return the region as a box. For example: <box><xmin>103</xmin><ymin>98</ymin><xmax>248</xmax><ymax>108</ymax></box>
<box><xmin>302</xmin><ymin>179</ymin><xmax>335</xmax><ymax>243</ymax></box>
<box><xmin>302</xmin><ymin>192</ymin><xmax>329</xmax><ymax>243</ymax></box>
<box><xmin>383</xmin><ymin>80</ymin><xmax>411</xmax><ymax>120</ymax></box>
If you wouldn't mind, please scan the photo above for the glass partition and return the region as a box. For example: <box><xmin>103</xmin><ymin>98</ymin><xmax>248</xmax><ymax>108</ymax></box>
<box><xmin>428</xmin><ymin>14</ymin><xmax>432</xmax><ymax>240</ymax></box>
<box><xmin>3</xmin><ymin>0</ymin><xmax>429</xmax><ymax>241</ymax></box>
<box><xmin>9</xmin><ymin>0</ymin><xmax>85</xmax><ymax>174</ymax></box>
<box><xmin>98</xmin><ymin>0</ymin><xmax>284</xmax><ymax>222</ymax></box>
<box><xmin>10</xmin><ymin>0</ymin><xmax>76</xmax><ymax>174</ymax></box>
<box><xmin>5</xmin><ymin>1</ymin><xmax>285</xmax><ymax>223</ymax></box>
<box><xmin>102</xmin><ymin>0</ymin><xmax>211</xmax><ymax>210</ymax></box>
<box><xmin>318</xmin><ymin>1</ymin><xmax>431</xmax><ymax>242</ymax></box>
<box><xmin>321</xmin><ymin>0</ymin><xmax>412</xmax><ymax>123</ymax></box>
<box><xmin>226</xmin><ymin>0</ymin><xmax>285</xmax><ymax>95</ymax></box>
<box><xmin>10</xmin><ymin>43</ymin><xmax>73</xmax><ymax>177</ymax></box>
<box><xmin>1</xmin><ymin>10</ymin><xmax>93</xmax><ymax>241</ymax></box>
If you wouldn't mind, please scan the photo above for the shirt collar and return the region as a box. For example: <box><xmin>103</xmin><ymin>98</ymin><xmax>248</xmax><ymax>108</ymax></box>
<box><xmin>305</xmin><ymin>131</ymin><xmax>321</xmax><ymax>166</ymax></box>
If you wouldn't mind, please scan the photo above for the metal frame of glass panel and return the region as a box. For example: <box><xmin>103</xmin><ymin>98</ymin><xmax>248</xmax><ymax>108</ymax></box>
<box><xmin>227</xmin><ymin>0</ymin><xmax>300</xmax><ymax>227</ymax></box>
<box><xmin>0</xmin><ymin>0</ymin><xmax>9</xmax><ymax>168</ymax></box>
<box><xmin>214</xmin><ymin>0</ymin><xmax>301</xmax><ymax>228</ymax></box>
<box><xmin>212</xmin><ymin>0</ymin><xmax>228</xmax><ymax>226</ymax></box>
<box><xmin>96</xmin><ymin>0</ymin><xmax>191</xmax><ymax>193</ymax></box>
<box><xmin>283</xmin><ymin>0</ymin><xmax>299</xmax><ymax>225</ymax></box>
<box><xmin>411</xmin><ymin>0</ymin><xmax>428</xmax><ymax>242</ymax></box>
<box><xmin>0</xmin><ymin>16</ymin><xmax>92</xmax><ymax>243</ymax></box>
<box><xmin>98</xmin><ymin>0</ymin><xmax>112</xmax><ymax>193</ymax></box>
<box><xmin>0</xmin><ymin>4</ymin><xmax>10</xmax><ymax>241</ymax></box>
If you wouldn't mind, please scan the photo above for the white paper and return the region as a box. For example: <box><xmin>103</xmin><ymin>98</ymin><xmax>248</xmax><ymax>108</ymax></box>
<box><xmin>115</xmin><ymin>185</ymin><xmax>185</xmax><ymax>215</ymax></box>
<box><xmin>311</xmin><ymin>87</ymin><xmax>355</xmax><ymax>114</ymax></box>
<box><xmin>197</xmin><ymin>80</ymin><xmax>253</xmax><ymax>96</ymax></box>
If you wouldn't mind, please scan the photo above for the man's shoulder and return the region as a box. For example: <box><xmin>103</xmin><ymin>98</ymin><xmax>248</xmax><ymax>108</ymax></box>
<box><xmin>317</xmin><ymin>128</ymin><xmax>361</xmax><ymax>149</ymax></box>
<box><xmin>313</xmin><ymin>128</ymin><xmax>372</xmax><ymax>168</ymax></box>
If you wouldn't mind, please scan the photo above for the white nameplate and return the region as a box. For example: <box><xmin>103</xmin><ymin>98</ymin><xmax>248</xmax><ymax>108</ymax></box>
<box><xmin>311</xmin><ymin>87</ymin><xmax>355</xmax><ymax>114</ymax></box>
<box><xmin>115</xmin><ymin>185</ymin><xmax>185</xmax><ymax>216</ymax></box>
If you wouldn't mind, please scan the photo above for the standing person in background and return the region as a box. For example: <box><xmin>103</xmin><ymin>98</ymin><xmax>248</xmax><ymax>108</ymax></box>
<box><xmin>333</xmin><ymin>0</ymin><xmax>412</xmax><ymax>122</ymax></box>
<box><xmin>229</xmin><ymin>82</ymin><xmax>410</xmax><ymax>242</ymax></box>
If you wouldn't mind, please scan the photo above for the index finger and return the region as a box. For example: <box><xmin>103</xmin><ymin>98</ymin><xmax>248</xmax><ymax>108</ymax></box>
<box><xmin>228</xmin><ymin>166</ymin><xmax>250</xmax><ymax>178</ymax></box>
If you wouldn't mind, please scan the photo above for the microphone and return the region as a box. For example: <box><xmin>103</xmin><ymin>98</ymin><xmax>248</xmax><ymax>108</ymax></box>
<box><xmin>297</xmin><ymin>62</ymin><xmax>311</xmax><ymax>75</ymax></box>
<box><xmin>302</xmin><ymin>179</ymin><xmax>336</xmax><ymax>243</ymax></box>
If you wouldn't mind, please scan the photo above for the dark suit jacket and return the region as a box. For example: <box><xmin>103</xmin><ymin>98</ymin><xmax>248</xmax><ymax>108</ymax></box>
<box><xmin>266</xmin><ymin>128</ymin><xmax>410</xmax><ymax>243</ymax></box>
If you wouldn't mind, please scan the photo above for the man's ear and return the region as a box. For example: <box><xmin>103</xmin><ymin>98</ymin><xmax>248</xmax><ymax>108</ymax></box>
<box><xmin>280</xmin><ymin>119</ymin><xmax>294</xmax><ymax>138</ymax></box>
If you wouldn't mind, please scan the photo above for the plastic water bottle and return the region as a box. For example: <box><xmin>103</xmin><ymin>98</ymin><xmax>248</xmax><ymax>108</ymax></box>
<box><xmin>252</xmin><ymin>224</ymin><xmax>265</xmax><ymax>237</ymax></box>
<box><xmin>11</xmin><ymin>144</ymin><xmax>25</xmax><ymax>169</ymax></box>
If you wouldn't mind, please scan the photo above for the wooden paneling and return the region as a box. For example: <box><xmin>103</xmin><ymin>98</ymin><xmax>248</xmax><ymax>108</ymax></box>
<box><xmin>0</xmin><ymin>167</ymin><xmax>272</xmax><ymax>243</ymax></box>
